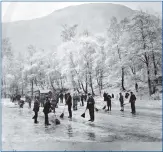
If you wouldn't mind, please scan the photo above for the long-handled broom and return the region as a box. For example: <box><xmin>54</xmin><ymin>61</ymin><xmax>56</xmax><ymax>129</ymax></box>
<box><xmin>95</xmin><ymin>107</ymin><xmax>99</xmax><ymax>112</ymax></box>
<box><xmin>81</xmin><ymin>108</ymin><xmax>87</xmax><ymax>118</ymax></box>
<box><xmin>102</xmin><ymin>105</ymin><xmax>106</xmax><ymax>110</ymax></box>
<box><xmin>123</xmin><ymin>102</ymin><xmax>130</xmax><ymax>106</ymax></box>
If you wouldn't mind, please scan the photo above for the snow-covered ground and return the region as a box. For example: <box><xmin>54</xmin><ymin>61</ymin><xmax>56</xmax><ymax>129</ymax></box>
<box><xmin>2</xmin><ymin>97</ymin><xmax>162</xmax><ymax>151</ymax></box>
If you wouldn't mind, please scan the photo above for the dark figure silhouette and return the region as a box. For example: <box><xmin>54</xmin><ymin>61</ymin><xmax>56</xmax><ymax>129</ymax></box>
<box><xmin>87</xmin><ymin>93</ymin><xmax>95</xmax><ymax>122</ymax></box>
<box><xmin>129</xmin><ymin>92</ymin><xmax>136</xmax><ymax>114</ymax></box>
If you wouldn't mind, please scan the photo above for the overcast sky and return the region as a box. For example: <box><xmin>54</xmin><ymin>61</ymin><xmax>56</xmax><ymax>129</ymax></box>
<box><xmin>2</xmin><ymin>2</ymin><xmax>162</xmax><ymax>22</ymax></box>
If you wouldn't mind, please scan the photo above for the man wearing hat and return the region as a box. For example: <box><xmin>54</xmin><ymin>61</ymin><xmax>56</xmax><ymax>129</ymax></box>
<box><xmin>43</xmin><ymin>96</ymin><xmax>52</xmax><ymax>126</ymax></box>
<box><xmin>86</xmin><ymin>93</ymin><xmax>95</xmax><ymax>122</ymax></box>
<box><xmin>129</xmin><ymin>92</ymin><xmax>136</xmax><ymax>114</ymax></box>
<box><xmin>66</xmin><ymin>93</ymin><xmax>72</xmax><ymax>118</ymax></box>
<box><xmin>33</xmin><ymin>96</ymin><xmax>40</xmax><ymax>124</ymax></box>
<box><xmin>106</xmin><ymin>94</ymin><xmax>112</xmax><ymax>111</ymax></box>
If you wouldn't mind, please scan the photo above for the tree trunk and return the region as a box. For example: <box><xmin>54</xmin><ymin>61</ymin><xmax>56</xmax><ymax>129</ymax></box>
<box><xmin>3</xmin><ymin>77</ymin><xmax>7</xmax><ymax>98</ymax></box>
<box><xmin>85</xmin><ymin>74</ymin><xmax>88</xmax><ymax>94</ymax></box>
<box><xmin>78</xmin><ymin>80</ymin><xmax>82</xmax><ymax>89</ymax></box>
<box><xmin>146</xmin><ymin>62</ymin><xmax>152</xmax><ymax>96</ymax></box>
<box><xmin>100</xmin><ymin>70</ymin><xmax>103</xmax><ymax>92</ymax></box>
<box><xmin>89</xmin><ymin>74</ymin><xmax>95</xmax><ymax>96</ymax></box>
<box><xmin>144</xmin><ymin>52</ymin><xmax>152</xmax><ymax>96</ymax></box>
<box><xmin>96</xmin><ymin>77</ymin><xmax>101</xmax><ymax>95</ymax></box>
<box><xmin>76</xmin><ymin>88</ymin><xmax>80</xmax><ymax>93</ymax></box>
<box><xmin>16</xmin><ymin>86</ymin><xmax>19</xmax><ymax>95</ymax></box>
<box><xmin>122</xmin><ymin>67</ymin><xmax>125</xmax><ymax>91</ymax></box>
<box><xmin>31</xmin><ymin>80</ymin><xmax>34</xmax><ymax>99</ymax></box>
<box><xmin>81</xmin><ymin>82</ymin><xmax>86</xmax><ymax>94</ymax></box>
<box><xmin>21</xmin><ymin>87</ymin><xmax>23</xmax><ymax>96</ymax></box>
<box><xmin>147</xmin><ymin>67</ymin><xmax>152</xmax><ymax>96</ymax></box>
<box><xmin>60</xmin><ymin>78</ymin><xmax>63</xmax><ymax>92</ymax></box>
<box><xmin>152</xmin><ymin>51</ymin><xmax>157</xmax><ymax>94</ymax></box>
<box><xmin>21</xmin><ymin>79</ymin><xmax>24</xmax><ymax>96</ymax></box>
<box><xmin>152</xmin><ymin>51</ymin><xmax>157</xmax><ymax>76</ymax></box>
<box><xmin>96</xmin><ymin>70</ymin><xmax>101</xmax><ymax>95</ymax></box>
<box><xmin>49</xmin><ymin>77</ymin><xmax>56</xmax><ymax>93</ymax></box>
<box><xmin>117</xmin><ymin>45</ymin><xmax>125</xmax><ymax>91</ymax></box>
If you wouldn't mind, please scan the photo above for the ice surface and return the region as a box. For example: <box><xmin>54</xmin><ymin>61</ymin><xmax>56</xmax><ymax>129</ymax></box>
<box><xmin>2</xmin><ymin>97</ymin><xmax>162</xmax><ymax>151</ymax></box>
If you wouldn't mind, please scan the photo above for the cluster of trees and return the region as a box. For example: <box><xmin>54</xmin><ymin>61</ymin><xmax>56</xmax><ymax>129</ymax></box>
<box><xmin>2</xmin><ymin>11</ymin><xmax>162</xmax><ymax>98</ymax></box>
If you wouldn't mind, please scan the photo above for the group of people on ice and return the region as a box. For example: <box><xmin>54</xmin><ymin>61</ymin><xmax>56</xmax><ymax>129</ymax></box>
<box><xmin>10</xmin><ymin>94</ymin><xmax>25</xmax><ymax>108</ymax></box>
<box><xmin>103</xmin><ymin>91</ymin><xmax>137</xmax><ymax>114</ymax></box>
<box><xmin>11</xmin><ymin>89</ymin><xmax>137</xmax><ymax>126</ymax></box>
<box><xmin>31</xmin><ymin>92</ymin><xmax>90</xmax><ymax>125</ymax></box>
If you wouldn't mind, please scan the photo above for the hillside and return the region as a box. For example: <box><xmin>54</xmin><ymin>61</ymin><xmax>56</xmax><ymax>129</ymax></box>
<box><xmin>2</xmin><ymin>3</ymin><xmax>135</xmax><ymax>54</ymax></box>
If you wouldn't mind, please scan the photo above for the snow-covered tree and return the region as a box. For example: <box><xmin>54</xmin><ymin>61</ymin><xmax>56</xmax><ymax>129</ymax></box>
<box><xmin>128</xmin><ymin>11</ymin><xmax>162</xmax><ymax>95</ymax></box>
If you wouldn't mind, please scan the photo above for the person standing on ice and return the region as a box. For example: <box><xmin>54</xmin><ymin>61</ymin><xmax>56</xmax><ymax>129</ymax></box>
<box><xmin>135</xmin><ymin>83</ymin><xmax>138</xmax><ymax>92</ymax></box>
<box><xmin>119</xmin><ymin>93</ymin><xmax>124</xmax><ymax>111</ymax></box>
<box><xmin>129</xmin><ymin>92</ymin><xmax>136</xmax><ymax>114</ymax></box>
<box><xmin>16</xmin><ymin>94</ymin><xmax>21</xmax><ymax>105</ymax></box>
<box><xmin>25</xmin><ymin>96</ymin><xmax>31</xmax><ymax>108</ymax></box>
<box><xmin>51</xmin><ymin>92</ymin><xmax>58</xmax><ymax>113</ymax></box>
<box><xmin>103</xmin><ymin>92</ymin><xmax>107</xmax><ymax>102</ymax></box>
<box><xmin>86</xmin><ymin>93</ymin><xmax>95</xmax><ymax>122</ymax></box>
<box><xmin>33</xmin><ymin>96</ymin><xmax>40</xmax><ymax>124</ymax></box>
<box><xmin>106</xmin><ymin>94</ymin><xmax>112</xmax><ymax>111</ymax></box>
<box><xmin>43</xmin><ymin>97</ymin><xmax>52</xmax><ymax>126</ymax></box>
<box><xmin>59</xmin><ymin>92</ymin><xmax>63</xmax><ymax>103</ymax></box>
<box><xmin>73</xmin><ymin>91</ymin><xmax>80</xmax><ymax>110</ymax></box>
<box><xmin>65</xmin><ymin>93</ymin><xmax>68</xmax><ymax>102</ymax></box>
<box><xmin>66</xmin><ymin>93</ymin><xmax>72</xmax><ymax>118</ymax></box>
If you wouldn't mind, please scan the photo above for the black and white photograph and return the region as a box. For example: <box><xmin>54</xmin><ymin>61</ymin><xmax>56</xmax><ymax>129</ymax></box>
<box><xmin>2</xmin><ymin>1</ymin><xmax>162</xmax><ymax>151</ymax></box>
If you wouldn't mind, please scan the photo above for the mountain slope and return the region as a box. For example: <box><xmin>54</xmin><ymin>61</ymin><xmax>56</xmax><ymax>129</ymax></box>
<box><xmin>2</xmin><ymin>3</ymin><xmax>135</xmax><ymax>54</ymax></box>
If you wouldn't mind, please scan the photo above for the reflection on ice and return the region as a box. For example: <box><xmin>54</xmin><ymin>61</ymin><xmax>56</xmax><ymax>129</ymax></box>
<box><xmin>67</xmin><ymin>125</ymin><xmax>73</xmax><ymax>138</ymax></box>
<box><xmin>87</xmin><ymin>132</ymin><xmax>96</xmax><ymax>141</ymax></box>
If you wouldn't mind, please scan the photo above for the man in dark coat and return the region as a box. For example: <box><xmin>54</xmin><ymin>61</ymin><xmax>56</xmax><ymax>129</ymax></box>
<box><xmin>65</xmin><ymin>93</ymin><xmax>68</xmax><ymax>102</ymax></box>
<box><xmin>106</xmin><ymin>94</ymin><xmax>112</xmax><ymax>111</ymax></box>
<box><xmin>103</xmin><ymin>92</ymin><xmax>107</xmax><ymax>101</ymax></box>
<box><xmin>129</xmin><ymin>92</ymin><xmax>136</xmax><ymax>114</ymax></box>
<box><xmin>16</xmin><ymin>94</ymin><xmax>21</xmax><ymax>105</ymax></box>
<box><xmin>59</xmin><ymin>93</ymin><xmax>63</xmax><ymax>103</ymax></box>
<box><xmin>87</xmin><ymin>93</ymin><xmax>95</xmax><ymax>122</ymax></box>
<box><xmin>73</xmin><ymin>92</ymin><xmax>80</xmax><ymax>110</ymax></box>
<box><xmin>106</xmin><ymin>95</ymin><xmax>111</xmax><ymax>111</ymax></box>
<box><xmin>43</xmin><ymin>97</ymin><xmax>52</xmax><ymax>126</ymax></box>
<box><xmin>12</xmin><ymin>94</ymin><xmax>16</xmax><ymax>102</ymax></box>
<box><xmin>135</xmin><ymin>83</ymin><xmax>138</xmax><ymax>92</ymax></box>
<box><xmin>33</xmin><ymin>96</ymin><xmax>40</xmax><ymax>124</ymax></box>
<box><xmin>66</xmin><ymin>93</ymin><xmax>72</xmax><ymax>118</ymax></box>
<box><xmin>119</xmin><ymin>93</ymin><xmax>124</xmax><ymax>111</ymax></box>
<box><xmin>19</xmin><ymin>99</ymin><xmax>25</xmax><ymax>108</ymax></box>
<box><xmin>25</xmin><ymin>96</ymin><xmax>32</xmax><ymax>108</ymax></box>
